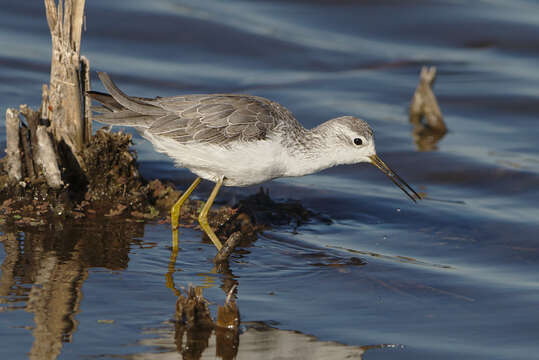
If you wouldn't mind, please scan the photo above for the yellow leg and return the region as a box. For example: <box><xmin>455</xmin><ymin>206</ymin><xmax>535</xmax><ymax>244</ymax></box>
<box><xmin>171</xmin><ymin>177</ymin><xmax>201</xmax><ymax>251</ymax></box>
<box><xmin>171</xmin><ymin>177</ymin><xmax>202</xmax><ymax>231</ymax></box>
<box><xmin>198</xmin><ymin>177</ymin><xmax>224</xmax><ymax>251</ymax></box>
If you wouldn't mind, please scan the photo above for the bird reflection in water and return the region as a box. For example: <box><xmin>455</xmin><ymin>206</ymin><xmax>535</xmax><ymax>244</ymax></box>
<box><xmin>166</xmin><ymin>237</ymin><xmax>241</xmax><ymax>360</ymax></box>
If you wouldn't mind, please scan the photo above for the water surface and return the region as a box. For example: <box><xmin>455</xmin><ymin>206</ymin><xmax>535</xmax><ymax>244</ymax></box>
<box><xmin>1</xmin><ymin>0</ymin><xmax>539</xmax><ymax>359</ymax></box>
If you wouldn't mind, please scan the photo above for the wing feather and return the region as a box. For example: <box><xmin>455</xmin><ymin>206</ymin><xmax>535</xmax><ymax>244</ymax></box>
<box><xmin>147</xmin><ymin>95</ymin><xmax>280</xmax><ymax>144</ymax></box>
<box><xmin>90</xmin><ymin>72</ymin><xmax>288</xmax><ymax>145</ymax></box>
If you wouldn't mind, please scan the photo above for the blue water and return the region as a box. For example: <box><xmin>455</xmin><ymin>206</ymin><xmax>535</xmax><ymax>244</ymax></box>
<box><xmin>1</xmin><ymin>1</ymin><xmax>539</xmax><ymax>359</ymax></box>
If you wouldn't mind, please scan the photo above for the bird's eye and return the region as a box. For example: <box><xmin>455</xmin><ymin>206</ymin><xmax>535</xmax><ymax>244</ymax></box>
<box><xmin>354</xmin><ymin>138</ymin><xmax>363</xmax><ymax>146</ymax></box>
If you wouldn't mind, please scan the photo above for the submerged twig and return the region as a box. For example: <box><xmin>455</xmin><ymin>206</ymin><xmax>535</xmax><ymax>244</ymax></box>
<box><xmin>214</xmin><ymin>232</ymin><xmax>242</xmax><ymax>264</ymax></box>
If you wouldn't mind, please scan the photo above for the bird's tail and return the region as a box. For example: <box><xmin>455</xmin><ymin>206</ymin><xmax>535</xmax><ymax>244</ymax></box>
<box><xmin>87</xmin><ymin>72</ymin><xmax>165</xmax><ymax>128</ymax></box>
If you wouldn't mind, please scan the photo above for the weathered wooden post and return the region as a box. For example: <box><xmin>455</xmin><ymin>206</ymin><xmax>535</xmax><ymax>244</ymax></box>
<box><xmin>44</xmin><ymin>0</ymin><xmax>90</xmax><ymax>162</ymax></box>
<box><xmin>3</xmin><ymin>0</ymin><xmax>90</xmax><ymax>187</ymax></box>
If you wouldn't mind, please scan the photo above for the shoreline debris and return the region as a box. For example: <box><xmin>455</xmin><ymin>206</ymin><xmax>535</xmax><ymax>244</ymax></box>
<box><xmin>175</xmin><ymin>285</ymin><xmax>240</xmax><ymax>360</ymax></box>
<box><xmin>409</xmin><ymin>66</ymin><xmax>447</xmax><ymax>151</ymax></box>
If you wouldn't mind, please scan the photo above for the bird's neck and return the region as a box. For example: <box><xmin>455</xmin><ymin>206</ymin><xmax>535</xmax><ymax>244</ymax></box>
<box><xmin>281</xmin><ymin>125</ymin><xmax>341</xmax><ymax>177</ymax></box>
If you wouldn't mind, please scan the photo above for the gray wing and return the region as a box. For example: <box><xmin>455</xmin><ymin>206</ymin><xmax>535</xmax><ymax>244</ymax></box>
<box><xmin>91</xmin><ymin>72</ymin><xmax>284</xmax><ymax>145</ymax></box>
<box><xmin>147</xmin><ymin>95</ymin><xmax>282</xmax><ymax>144</ymax></box>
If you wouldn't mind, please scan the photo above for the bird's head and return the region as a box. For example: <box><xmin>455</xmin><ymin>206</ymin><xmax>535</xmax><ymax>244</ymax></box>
<box><xmin>320</xmin><ymin>116</ymin><xmax>420</xmax><ymax>202</ymax></box>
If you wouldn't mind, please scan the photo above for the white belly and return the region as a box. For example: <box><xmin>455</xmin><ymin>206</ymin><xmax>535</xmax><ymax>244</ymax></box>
<box><xmin>142</xmin><ymin>132</ymin><xmax>287</xmax><ymax>187</ymax></box>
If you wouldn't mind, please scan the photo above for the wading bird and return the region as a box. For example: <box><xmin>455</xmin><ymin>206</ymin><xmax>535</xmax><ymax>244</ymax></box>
<box><xmin>89</xmin><ymin>72</ymin><xmax>420</xmax><ymax>252</ymax></box>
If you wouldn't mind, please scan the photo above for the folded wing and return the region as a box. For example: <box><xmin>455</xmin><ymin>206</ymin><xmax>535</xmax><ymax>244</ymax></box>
<box><xmin>89</xmin><ymin>72</ymin><xmax>282</xmax><ymax>145</ymax></box>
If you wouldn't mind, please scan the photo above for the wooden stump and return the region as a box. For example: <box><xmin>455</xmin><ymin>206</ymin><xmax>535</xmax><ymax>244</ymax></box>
<box><xmin>44</xmin><ymin>0</ymin><xmax>88</xmax><ymax>163</ymax></box>
<box><xmin>3</xmin><ymin>1</ymin><xmax>89</xmax><ymax>190</ymax></box>
<box><xmin>409</xmin><ymin>66</ymin><xmax>447</xmax><ymax>151</ymax></box>
<box><xmin>410</xmin><ymin>66</ymin><xmax>446</xmax><ymax>132</ymax></box>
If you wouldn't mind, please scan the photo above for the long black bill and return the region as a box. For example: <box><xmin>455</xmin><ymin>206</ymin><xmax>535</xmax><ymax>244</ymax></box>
<box><xmin>369</xmin><ymin>154</ymin><xmax>421</xmax><ymax>202</ymax></box>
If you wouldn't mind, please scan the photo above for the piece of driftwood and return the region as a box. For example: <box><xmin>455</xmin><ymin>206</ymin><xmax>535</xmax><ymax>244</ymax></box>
<box><xmin>20</xmin><ymin>105</ymin><xmax>41</xmax><ymax>153</ymax></box>
<box><xmin>35</xmin><ymin>126</ymin><xmax>64</xmax><ymax>189</ymax></box>
<box><xmin>19</xmin><ymin>106</ymin><xmax>41</xmax><ymax>180</ymax></box>
<box><xmin>81</xmin><ymin>55</ymin><xmax>92</xmax><ymax>144</ymax></box>
<box><xmin>214</xmin><ymin>232</ymin><xmax>242</xmax><ymax>264</ymax></box>
<box><xmin>2</xmin><ymin>1</ymin><xmax>88</xmax><ymax>193</ymax></box>
<box><xmin>5</xmin><ymin>109</ymin><xmax>22</xmax><ymax>182</ymax></box>
<box><xmin>410</xmin><ymin>66</ymin><xmax>446</xmax><ymax>132</ymax></box>
<box><xmin>20</xmin><ymin>104</ymin><xmax>63</xmax><ymax>186</ymax></box>
<box><xmin>409</xmin><ymin>66</ymin><xmax>447</xmax><ymax>151</ymax></box>
<box><xmin>44</xmin><ymin>0</ymin><xmax>87</xmax><ymax>158</ymax></box>
<box><xmin>20</xmin><ymin>125</ymin><xmax>37</xmax><ymax>179</ymax></box>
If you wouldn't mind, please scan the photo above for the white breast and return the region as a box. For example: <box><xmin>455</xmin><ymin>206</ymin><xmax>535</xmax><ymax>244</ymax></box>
<box><xmin>142</xmin><ymin>131</ymin><xmax>287</xmax><ymax>187</ymax></box>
